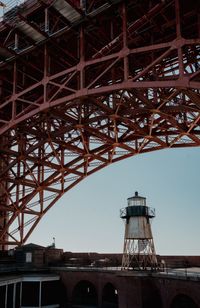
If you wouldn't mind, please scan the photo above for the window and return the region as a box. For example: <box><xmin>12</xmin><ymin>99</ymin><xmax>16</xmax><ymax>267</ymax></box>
<box><xmin>26</xmin><ymin>252</ymin><xmax>32</xmax><ymax>263</ymax></box>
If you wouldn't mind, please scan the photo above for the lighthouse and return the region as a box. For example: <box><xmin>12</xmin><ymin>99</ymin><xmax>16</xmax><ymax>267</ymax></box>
<box><xmin>120</xmin><ymin>192</ymin><xmax>157</xmax><ymax>270</ymax></box>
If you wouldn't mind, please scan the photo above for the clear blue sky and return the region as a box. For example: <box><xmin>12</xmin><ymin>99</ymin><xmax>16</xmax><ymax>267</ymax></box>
<box><xmin>29</xmin><ymin>147</ymin><xmax>200</xmax><ymax>255</ymax></box>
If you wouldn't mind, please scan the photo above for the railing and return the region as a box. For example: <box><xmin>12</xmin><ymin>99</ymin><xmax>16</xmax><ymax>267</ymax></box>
<box><xmin>148</xmin><ymin>207</ymin><xmax>155</xmax><ymax>217</ymax></box>
<box><xmin>51</xmin><ymin>265</ymin><xmax>200</xmax><ymax>281</ymax></box>
<box><xmin>120</xmin><ymin>206</ymin><xmax>156</xmax><ymax>218</ymax></box>
<box><xmin>120</xmin><ymin>207</ymin><xmax>126</xmax><ymax>218</ymax></box>
<box><xmin>155</xmin><ymin>268</ymin><xmax>200</xmax><ymax>282</ymax></box>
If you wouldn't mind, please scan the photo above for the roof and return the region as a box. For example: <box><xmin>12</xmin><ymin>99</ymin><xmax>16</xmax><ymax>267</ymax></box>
<box><xmin>16</xmin><ymin>243</ymin><xmax>45</xmax><ymax>251</ymax></box>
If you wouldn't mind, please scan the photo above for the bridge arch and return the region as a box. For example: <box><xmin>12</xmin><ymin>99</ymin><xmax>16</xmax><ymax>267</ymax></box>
<box><xmin>72</xmin><ymin>280</ymin><xmax>98</xmax><ymax>307</ymax></box>
<box><xmin>0</xmin><ymin>0</ymin><xmax>199</xmax><ymax>247</ymax></box>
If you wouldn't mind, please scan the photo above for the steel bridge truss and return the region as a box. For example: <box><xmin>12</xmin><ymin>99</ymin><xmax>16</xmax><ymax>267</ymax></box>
<box><xmin>0</xmin><ymin>0</ymin><xmax>199</xmax><ymax>248</ymax></box>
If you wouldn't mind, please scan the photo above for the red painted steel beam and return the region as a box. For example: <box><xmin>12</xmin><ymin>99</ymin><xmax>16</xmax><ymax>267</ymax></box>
<box><xmin>0</xmin><ymin>0</ymin><xmax>199</xmax><ymax>248</ymax></box>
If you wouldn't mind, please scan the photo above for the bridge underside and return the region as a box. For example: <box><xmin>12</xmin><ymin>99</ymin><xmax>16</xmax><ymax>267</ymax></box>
<box><xmin>0</xmin><ymin>0</ymin><xmax>199</xmax><ymax>248</ymax></box>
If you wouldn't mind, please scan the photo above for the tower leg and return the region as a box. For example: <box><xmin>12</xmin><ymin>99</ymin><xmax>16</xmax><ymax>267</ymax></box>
<box><xmin>0</xmin><ymin>136</ymin><xmax>8</xmax><ymax>251</ymax></box>
<box><xmin>122</xmin><ymin>239</ymin><xmax>158</xmax><ymax>271</ymax></box>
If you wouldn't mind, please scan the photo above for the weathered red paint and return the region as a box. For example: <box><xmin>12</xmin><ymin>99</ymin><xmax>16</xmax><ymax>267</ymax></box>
<box><xmin>0</xmin><ymin>0</ymin><xmax>199</xmax><ymax>247</ymax></box>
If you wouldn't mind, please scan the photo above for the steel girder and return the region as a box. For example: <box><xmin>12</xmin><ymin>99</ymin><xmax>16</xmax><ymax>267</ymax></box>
<box><xmin>0</xmin><ymin>0</ymin><xmax>199</xmax><ymax>248</ymax></box>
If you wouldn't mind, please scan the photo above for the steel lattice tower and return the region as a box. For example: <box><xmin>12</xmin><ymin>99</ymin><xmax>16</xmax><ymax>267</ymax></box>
<box><xmin>0</xmin><ymin>0</ymin><xmax>199</xmax><ymax>249</ymax></box>
<box><xmin>121</xmin><ymin>192</ymin><xmax>157</xmax><ymax>270</ymax></box>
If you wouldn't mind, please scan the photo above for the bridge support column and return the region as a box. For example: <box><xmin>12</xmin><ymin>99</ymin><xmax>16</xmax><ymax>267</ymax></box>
<box><xmin>0</xmin><ymin>136</ymin><xmax>8</xmax><ymax>251</ymax></box>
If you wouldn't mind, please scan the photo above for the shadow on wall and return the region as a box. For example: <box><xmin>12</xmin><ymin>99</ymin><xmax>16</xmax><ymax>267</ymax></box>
<box><xmin>102</xmin><ymin>282</ymin><xmax>118</xmax><ymax>308</ymax></box>
<box><xmin>141</xmin><ymin>279</ymin><xmax>163</xmax><ymax>308</ymax></box>
<box><xmin>72</xmin><ymin>280</ymin><xmax>98</xmax><ymax>307</ymax></box>
<box><xmin>71</xmin><ymin>280</ymin><xmax>119</xmax><ymax>308</ymax></box>
<box><xmin>170</xmin><ymin>294</ymin><xmax>198</xmax><ymax>308</ymax></box>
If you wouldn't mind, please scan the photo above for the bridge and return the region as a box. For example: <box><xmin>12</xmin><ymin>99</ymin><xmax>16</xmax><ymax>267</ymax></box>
<box><xmin>0</xmin><ymin>0</ymin><xmax>199</xmax><ymax>249</ymax></box>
